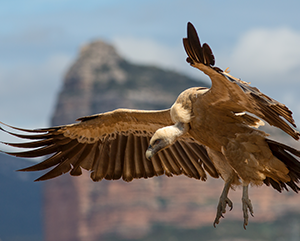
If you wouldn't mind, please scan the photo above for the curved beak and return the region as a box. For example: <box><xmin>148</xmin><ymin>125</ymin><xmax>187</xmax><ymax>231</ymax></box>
<box><xmin>145</xmin><ymin>145</ymin><xmax>153</xmax><ymax>160</ymax></box>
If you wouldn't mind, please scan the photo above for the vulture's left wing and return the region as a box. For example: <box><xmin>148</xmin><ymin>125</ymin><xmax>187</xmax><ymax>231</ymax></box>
<box><xmin>0</xmin><ymin>108</ymin><xmax>218</xmax><ymax>182</ymax></box>
<box><xmin>183</xmin><ymin>22</ymin><xmax>299</xmax><ymax>140</ymax></box>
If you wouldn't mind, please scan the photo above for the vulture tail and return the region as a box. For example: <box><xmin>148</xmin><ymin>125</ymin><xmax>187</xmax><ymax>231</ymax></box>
<box><xmin>264</xmin><ymin>139</ymin><xmax>300</xmax><ymax>193</ymax></box>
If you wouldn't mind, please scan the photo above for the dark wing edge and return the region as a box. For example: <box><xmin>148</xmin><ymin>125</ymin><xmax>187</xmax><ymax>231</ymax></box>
<box><xmin>183</xmin><ymin>22</ymin><xmax>221</xmax><ymax>71</ymax></box>
<box><xmin>0</xmin><ymin>121</ymin><xmax>219</xmax><ymax>182</ymax></box>
<box><xmin>264</xmin><ymin>139</ymin><xmax>300</xmax><ymax>193</ymax></box>
<box><xmin>183</xmin><ymin>22</ymin><xmax>299</xmax><ymax>140</ymax></box>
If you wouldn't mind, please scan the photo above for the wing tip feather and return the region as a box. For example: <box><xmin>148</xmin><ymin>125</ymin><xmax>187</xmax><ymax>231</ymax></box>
<box><xmin>184</xmin><ymin>23</ymin><xmax>213</xmax><ymax>65</ymax></box>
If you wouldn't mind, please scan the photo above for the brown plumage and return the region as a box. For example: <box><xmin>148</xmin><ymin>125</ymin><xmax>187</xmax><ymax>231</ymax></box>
<box><xmin>0</xmin><ymin>109</ymin><xmax>218</xmax><ymax>182</ymax></box>
<box><xmin>182</xmin><ymin>22</ymin><xmax>300</xmax><ymax>228</ymax></box>
<box><xmin>1</xmin><ymin>22</ymin><xmax>300</xmax><ymax>229</ymax></box>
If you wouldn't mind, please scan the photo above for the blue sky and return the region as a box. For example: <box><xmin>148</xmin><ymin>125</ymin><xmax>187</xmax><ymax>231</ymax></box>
<box><xmin>1</xmin><ymin>0</ymin><xmax>300</xmax><ymax>144</ymax></box>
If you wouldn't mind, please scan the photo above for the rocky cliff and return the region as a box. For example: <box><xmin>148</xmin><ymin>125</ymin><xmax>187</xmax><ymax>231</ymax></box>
<box><xmin>44</xmin><ymin>40</ymin><xmax>300</xmax><ymax>241</ymax></box>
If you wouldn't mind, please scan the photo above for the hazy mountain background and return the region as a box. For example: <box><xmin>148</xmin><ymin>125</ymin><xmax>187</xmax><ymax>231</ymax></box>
<box><xmin>1</xmin><ymin>39</ymin><xmax>300</xmax><ymax>241</ymax></box>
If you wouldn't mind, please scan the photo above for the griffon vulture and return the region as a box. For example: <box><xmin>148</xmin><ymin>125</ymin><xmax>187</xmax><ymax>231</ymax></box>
<box><xmin>1</xmin><ymin>22</ymin><xmax>300</xmax><ymax>229</ymax></box>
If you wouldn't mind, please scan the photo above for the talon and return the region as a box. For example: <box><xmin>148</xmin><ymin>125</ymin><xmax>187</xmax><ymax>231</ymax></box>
<box><xmin>242</xmin><ymin>185</ymin><xmax>254</xmax><ymax>228</ymax></box>
<box><xmin>227</xmin><ymin>199</ymin><xmax>233</xmax><ymax>211</ymax></box>
<box><xmin>213</xmin><ymin>196</ymin><xmax>233</xmax><ymax>227</ymax></box>
<box><xmin>213</xmin><ymin>179</ymin><xmax>234</xmax><ymax>227</ymax></box>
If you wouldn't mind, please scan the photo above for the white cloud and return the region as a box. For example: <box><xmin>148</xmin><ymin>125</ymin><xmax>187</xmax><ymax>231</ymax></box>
<box><xmin>221</xmin><ymin>27</ymin><xmax>300</xmax><ymax>83</ymax></box>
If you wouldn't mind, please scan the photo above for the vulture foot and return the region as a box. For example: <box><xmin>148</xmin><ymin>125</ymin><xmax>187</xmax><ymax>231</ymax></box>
<box><xmin>213</xmin><ymin>196</ymin><xmax>233</xmax><ymax>227</ymax></box>
<box><xmin>213</xmin><ymin>180</ymin><xmax>233</xmax><ymax>227</ymax></box>
<box><xmin>242</xmin><ymin>185</ymin><xmax>254</xmax><ymax>229</ymax></box>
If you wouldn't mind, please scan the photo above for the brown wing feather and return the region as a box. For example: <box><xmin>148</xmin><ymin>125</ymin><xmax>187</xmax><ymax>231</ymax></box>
<box><xmin>162</xmin><ymin>148</ymin><xmax>182</xmax><ymax>175</ymax></box>
<box><xmin>264</xmin><ymin>139</ymin><xmax>300</xmax><ymax>193</ymax></box>
<box><xmin>183</xmin><ymin>22</ymin><xmax>220</xmax><ymax>69</ymax></box>
<box><xmin>113</xmin><ymin>134</ymin><xmax>128</xmax><ymax>180</ymax></box>
<box><xmin>123</xmin><ymin>133</ymin><xmax>135</xmax><ymax>182</ymax></box>
<box><xmin>133</xmin><ymin>135</ymin><xmax>145</xmax><ymax>178</ymax></box>
<box><xmin>140</xmin><ymin>136</ymin><xmax>155</xmax><ymax>177</ymax></box>
<box><xmin>202</xmin><ymin>43</ymin><xmax>215</xmax><ymax>66</ymax></box>
<box><xmin>178</xmin><ymin>141</ymin><xmax>206</xmax><ymax>180</ymax></box>
<box><xmin>1</xmin><ymin>109</ymin><xmax>219</xmax><ymax>182</ymax></box>
<box><xmin>157</xmin><ymin>151</ymin><xmax>173</xmax><ymax>177</ymax></box>
<box><xmin>184</xmin><ymin>22</ymin><xmax>299</xmax><ymax>140</ymax></box>
<box><xmin>91</xmin><ymin>138</ymin><xmax>110</xmax><ymax>181</ymax></box>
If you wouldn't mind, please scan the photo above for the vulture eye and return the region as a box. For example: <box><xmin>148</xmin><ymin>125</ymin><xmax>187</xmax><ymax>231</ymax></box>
<box><xmin>153</xmin><ymin>139</ymin><xmax>161</xmax><ymax>146</ymax></box>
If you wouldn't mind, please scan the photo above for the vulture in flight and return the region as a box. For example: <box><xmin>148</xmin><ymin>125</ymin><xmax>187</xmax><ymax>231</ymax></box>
<box><xmin>1</xmin><ymin>22</ymin><xmax>300</xmax><ymax>229</ymax></box>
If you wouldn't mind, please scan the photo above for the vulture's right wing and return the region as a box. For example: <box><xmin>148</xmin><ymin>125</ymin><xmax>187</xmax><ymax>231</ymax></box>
<box><xmin>0</xmin><ymin>108</ymin><xmax>219</xmax><ymax>182</ymax></box>
<box><xmin>183</xmin><ymin>22</ymin><xmax>300</xmax><ymax>140</ymax></box>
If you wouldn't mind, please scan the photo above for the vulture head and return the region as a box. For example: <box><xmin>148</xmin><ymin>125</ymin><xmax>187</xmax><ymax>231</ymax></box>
<box><xmin>146</xmin><ymin>122</ymin><xmax>189</xmax><ymax>159</ymax></box>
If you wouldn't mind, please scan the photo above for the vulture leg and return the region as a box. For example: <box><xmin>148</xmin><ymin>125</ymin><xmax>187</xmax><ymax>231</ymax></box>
<box><xmin>213</xmin><ymin>178</ymin><xmax>233</xmax><ymax>227</ymax></box>
<box><xmin>242</xmin><ymin>184</ymin><xmax>254</xmax><ymax>229</ymax></box>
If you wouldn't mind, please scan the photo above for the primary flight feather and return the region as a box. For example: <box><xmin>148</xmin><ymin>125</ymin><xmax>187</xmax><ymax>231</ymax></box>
<box><xmin>1</xmin><ymin>22</ymin><xmax>300</xmax><ymax>229</ymax></box>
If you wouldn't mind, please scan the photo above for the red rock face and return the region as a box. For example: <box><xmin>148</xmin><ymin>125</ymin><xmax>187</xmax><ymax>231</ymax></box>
<box><xmin>44</xmin><ymin>171</ymin><xmax>300</xmax><ymax>241</ymax></box>
<box><xmin>44</xmin><ymin>40</ymin><xmax>300</xmax><ymax>241</ymax></box>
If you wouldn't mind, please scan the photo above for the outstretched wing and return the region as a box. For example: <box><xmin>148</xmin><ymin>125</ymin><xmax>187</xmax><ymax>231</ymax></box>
<box><xmin>183</xmin><ymin>22</ymin><xmax>299</xmax><ymax>140</ymax></box>
<box><xmin>0</xmin><ymin>108</ymin><xmax>219</xmax><ymax>182</ymax></box>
